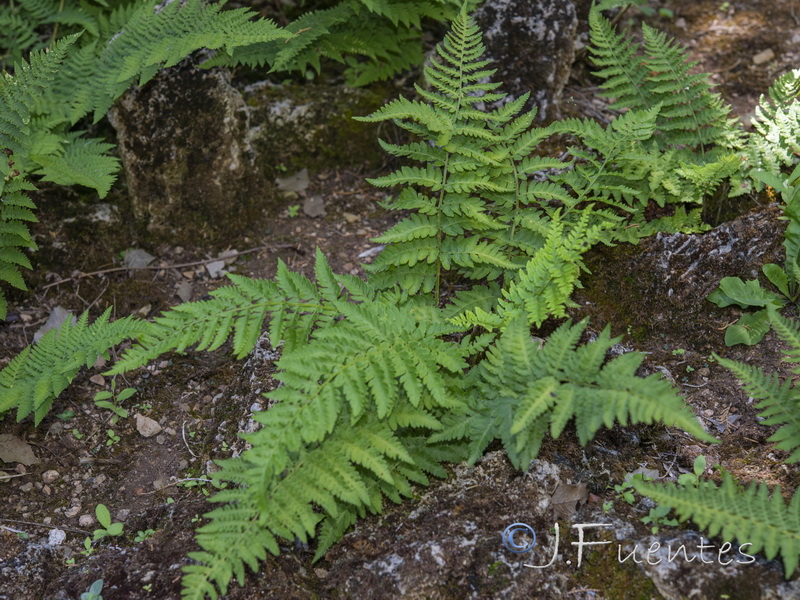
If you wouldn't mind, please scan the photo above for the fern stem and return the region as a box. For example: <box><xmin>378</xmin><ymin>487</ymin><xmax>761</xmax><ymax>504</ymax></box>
<box><xmin>51</xmin><ymin>0</ymin><xmax>65</xmax><ymax>46</ymax></box>
<box><xmin>435</xmin><ymin>153</ymin><xmax>450</xmax><ymax>303</ymax></box>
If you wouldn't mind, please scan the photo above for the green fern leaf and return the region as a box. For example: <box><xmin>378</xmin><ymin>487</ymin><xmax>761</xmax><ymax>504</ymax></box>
<box><xmin>0</xmin><ymin>308</ymin><xmax>146</xmax><ymax>424</ymax></box>
<box><xmin>634</xmin><ymin>474</ymin><xmax>800</xmax><ymax>578</ymax></box>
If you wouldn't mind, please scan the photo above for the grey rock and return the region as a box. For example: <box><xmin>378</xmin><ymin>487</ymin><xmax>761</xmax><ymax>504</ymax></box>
<box><xmin>474</xmin><ymin>0</ymin><xmax>578</xmax><ymax>120</ymax></box>
<box><xmin>135</xmin><ymin>414</ymin><xmax>163</xmax><ymax>438</ymax></box>
<box><xmin>276</xmin><ymin>168</ymin><xmax>310</xmax><ymax>193</ymax></box>
<box><xmin>122</xmin><ymin>248</ymin><xmax>156</xmax><ymax>269</ymax></box>
<box><xmin>78</xmin><ymin>514</ymin><xmax>94</xmax><ymax>528</ymax></box>
<box><xmin>302</xmin><ymin>194</ymin><xmax>326</xmax><ymax>217</ymax></box>
<box><xmin>108</xmin><ymin>58</ymin><xmax>269</xmax><ymax>244</ymax></box>
<box><xmin>41</xmin><ymin>470</ymin><xmax>60</xmax><ymax>484</ymax></box>
<box><xmin>47</xmin><ymin>529</ymin><xmax>66</xmax><ymax>546</ymax></box>
<box><xmin>33</xmin><ymin>307</ymin><xmax>75</xmax><ymax>343</ymax></box>
<box><xmin>634</xmin><ymin>531</ymin><xmax>800</xmax><ymax>600</ymax></box>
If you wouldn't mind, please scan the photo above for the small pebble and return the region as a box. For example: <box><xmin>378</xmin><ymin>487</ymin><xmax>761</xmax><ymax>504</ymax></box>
<box><xmin>48</xmin><ymin>529</ymin><xmax>66</xmax><ymax>546</ymax></box>
<box><xmin>64</xmin><ymin>506</ymin><xmax>81</xmax><ymax>518</ymax></box>
<box><xmin>135</xmin><ymin>414</ymin><xmax>162</xmax><ymax>438</ymax></box>
<box><xmin>89</xmin><ymin>374</ymin><xmax>106</xmax><ymax>387</ymax></box>
<box><xmin>753</xmin><ymin>48</ymin><xmax>775</xmax><ymax>65</ymax></box>
<box><xmin>78</xmin><ymin>514</ymin><xmax>95</xmax><ymax>527</ymax></box>
<box><xmin>19</xmin><ymin>482</ymin><xmax>33</xmax><ymax>492</ymax></box>
<box><xmin>116</xmin><ymin>509</ymin><xmax>130</xmax><ymax>522</ymax></box>
<box><xmin>42</xmin><ymin>470</ymin><xmax>60</xmax><ymax>484</ymax></box>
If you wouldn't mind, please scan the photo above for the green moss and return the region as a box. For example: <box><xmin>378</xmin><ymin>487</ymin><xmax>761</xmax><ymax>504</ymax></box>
<box><xmin>576</xmin><ymin>546</ymin><xmax>661</xmax><ymax>600</ymax></box>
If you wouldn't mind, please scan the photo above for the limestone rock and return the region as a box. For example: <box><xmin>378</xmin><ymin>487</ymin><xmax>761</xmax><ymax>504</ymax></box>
<box><xmin>108</xmin><ymin>58</ymin><xmax>269</xmax><ymax>244</ymax></box>
<box><xmin>474</xmin><ymin>0</ymin><xmax>578</xmax><ymax>120</ymax></box>
<box><xmin>636</xmin><ymin>531</ymin><xmax>800</xmax><ymax>600</ymax></box>
<box><xmin>241</xmin><ymin>81</ymin><xmax>384</xmax><ymax>175</ymax></box>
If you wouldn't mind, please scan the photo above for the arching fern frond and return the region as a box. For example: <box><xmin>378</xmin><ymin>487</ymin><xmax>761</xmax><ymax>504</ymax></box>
<box><xmin>0</xmin><ymin>308</ymin><xmax>146</xmax><ymax>424</ymax></box>
<box><xmin>433</xmin><ymin>317</ymin><xmax>714</xmax><ymax>468</ymax></box>
<box><xmin>110</xmin><ymin>250</ymin><xmax>345</xmax><ymax>373</ymax></box>
<box><xmin>588</xmin><ymin>8</ymin><xmax>737</xmax><ymax>151</ymax></box>
<box><xmin>88</xmin><ymin>0</ymin><xmax>289</xmax><ymax>120</ymax></box>
<box><xmin>180</xmin><ymin>284</ymin><xmax>471</xmax><ymax>598</ymax></box>
<box><xmin>633</xmin><ymin>473</ymin><xmax>800</xmax><ymax>578</ymax></box>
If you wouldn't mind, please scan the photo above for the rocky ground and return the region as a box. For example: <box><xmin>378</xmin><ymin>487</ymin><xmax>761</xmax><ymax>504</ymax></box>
<box><xmin>1</xmin><ymin>0</ymin><xmax>800</xmax><ymax>599</ymax></box>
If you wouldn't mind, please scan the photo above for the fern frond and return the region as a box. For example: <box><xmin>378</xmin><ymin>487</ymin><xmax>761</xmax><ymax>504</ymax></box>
<box><xmin>358</xmin><ymin>6</ymin><xmax>544</xmax><ymax>297</ymax></box>
<box><xmin>456</xmin><ymin>317</ymin><xmax>714</xmax><ymax>469</ymax></box>
<box><xmin>716</xmin><ymin>309</ymin><xmax>800</xmax><ymax>462</ymax></box>
<box><xmin>748</xmin><ymin>68</ymin><xmax>800</xmax><ymax>175</ymax></box>
<box><xmin>89</xmin><ymin>0</ymin><xmax>289</xmax><ymax>120</ymax></box>
<box><xmin>588</xmin><ymin>9</ymin><xmax>737</xmax><ymax>151</ymax></box>
<box><xmin>183</xmin><ymin>404</ymin><xmax>466</xmax><ymax>599</ymax></box>
<box><xmin>31</xmin><ymin>130</ymin><xmax>118</xmax><ymax>197</ymax></box>
<box><xmin>0</xmin><ymin>308</ymin><xmax>146</xmax><ymax>424</ymax></box>
<box><xmin>492</xmin><ymin>210</ymin><xmax>612</xmax><ymax>328</ymax></box>
<box><xmin>0</xmin><ymin>34</ymin><xmax>77</xmax><ymax>157</ymax></box>
<box><xmin>111</xmin><ymin>252</ymin><xmax>342</xmax><ymax>373</ymax></box>
<box><xmin>633</xmin><ymin>474</ymin><xmax>800</xmax><ymax>577</ymax></box>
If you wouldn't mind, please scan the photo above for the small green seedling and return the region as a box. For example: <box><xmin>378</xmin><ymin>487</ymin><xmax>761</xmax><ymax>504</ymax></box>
<box><xmin>134</xmin><ymin>529</ymin><xmax>156</xmax><ymax>542</ymax></box>
<box><xmin>94</xmin><ymin>379</ymin><xmax>136</xmax><ymax>423</ymax></box>
<box><xmin>93</xmin><ymin>504</ymin><xmax>124</xmax><ymax>540</ymax></box>
<box><xmin>80</xmin><ymin>579</ymin><xmax>104</xmax><ymax>600</ymax></box>
<box><xmin>677</xmin><ymin>455</ymin><xmax>707</xmax><ymax>487</ymax></box>
<box><xmin>287</xmin><ymin>204</ymin><xmax>300</xmax><ymax>218</ymax></box>
<box><xmin>641</xmin><ymin>503</ymin><xmax>679</xmax><ymax>534</ymax></box>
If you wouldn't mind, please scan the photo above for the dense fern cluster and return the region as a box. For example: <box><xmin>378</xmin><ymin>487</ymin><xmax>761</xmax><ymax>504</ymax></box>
<box><xmin>3</xmin><ymin>3</ymin><xmax>800</xmax><ymax>598</ymax></box>
<box><xmin>747</xmin><ymin>68</ymin><xmax>800</xmax><ymax>176</ymax></box>
<box><xmin>0</xmin><ymin>0</ymin><xmax>463</xmax><ymax>311</ymax></box>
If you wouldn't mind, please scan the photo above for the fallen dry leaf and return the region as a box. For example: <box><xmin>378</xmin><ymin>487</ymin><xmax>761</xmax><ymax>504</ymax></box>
<box><xmin>0</xmin><ymin>435</ymin><xmax>41</xmax><ymax>466</ymax></box>
<box><xmin>550</xmin><ymin>482</ymin><xmax>588</xmax><ymax>518</ymax></box>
